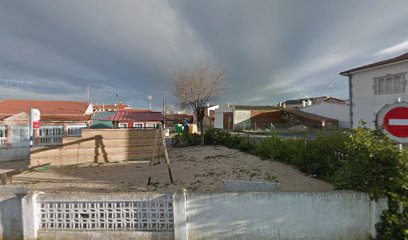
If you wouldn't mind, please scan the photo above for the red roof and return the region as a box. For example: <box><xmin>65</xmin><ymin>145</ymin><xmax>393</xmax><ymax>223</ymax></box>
<box><xmin>41</xmin><ymin>115</ymin><xmax>91</xmax><ymax>121</ymax></box>
<box><xmin>0</xmin><ymin>99</ymin><xmax>91</xmax><ymax>122</ymax></box>
<box><xmin>0</xmin><ymin>99</ymin><xmax>90</xmax><ymax>115</ymax></box>
<box><xmin>340</xmin><ymin>52</ymin><xmax>408</xmax><ymax>76</ymax></box>
<box><xmin>106</xmin><ymin>110</ymin><xmax>163</xmax><ymax>122</ymax></box>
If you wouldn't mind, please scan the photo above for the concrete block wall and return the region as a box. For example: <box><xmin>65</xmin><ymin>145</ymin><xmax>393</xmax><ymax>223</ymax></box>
<box><xmin>0</xmin><ymin>188</ymin><xmax>388</xmax><ymax>240</ymax></box>
<box><xmin>30</xmin><ymin>129</ymin><xmax>163</xmax><ymax>166</ymax></box>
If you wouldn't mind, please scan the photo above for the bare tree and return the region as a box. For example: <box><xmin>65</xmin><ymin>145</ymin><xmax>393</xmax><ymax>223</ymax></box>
<box><xmin>173</xmin><ymin>64</ymin><xmax>225</xmax><ymax>145</ymax></box>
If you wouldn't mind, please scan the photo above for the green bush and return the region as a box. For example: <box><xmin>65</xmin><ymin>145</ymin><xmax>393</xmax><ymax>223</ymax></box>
<box><xmin>303</xmin><ymin>132</ymin><xmax>346</xmax><ymax>179</ymax></box>
<box><xmin>204</xmin><ymin>128</ymin><xmax>231</xmax><ymax>145</ymax></box>
<box><xmin>172</xmin><ymin>132</ymin><xmax>201</xmax><ymax>147</ymax></box>
<box><xmin>333</xmin><ymin>127</ymin><xmax>403</xmax><ymax>199</ymax></box>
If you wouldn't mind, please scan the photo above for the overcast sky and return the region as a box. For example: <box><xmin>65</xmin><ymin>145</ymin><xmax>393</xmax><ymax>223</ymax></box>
<box><xmin>1</xmin><ymin>0</ymin><xmax>408</xmax><ymax>110</ymax></box>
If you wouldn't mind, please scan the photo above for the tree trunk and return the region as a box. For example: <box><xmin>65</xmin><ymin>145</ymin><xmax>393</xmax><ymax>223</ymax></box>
<box><xmin>199</xmin><ymin>117</ymin><xmax>204</xmax><ymax>146</ymax></box>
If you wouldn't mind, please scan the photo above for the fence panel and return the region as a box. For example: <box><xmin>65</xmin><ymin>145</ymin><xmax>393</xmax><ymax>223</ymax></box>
<box><xmin>38</xmin><ymin>194</ymin><xmax>174</xmax><ymax>232</ymax></box>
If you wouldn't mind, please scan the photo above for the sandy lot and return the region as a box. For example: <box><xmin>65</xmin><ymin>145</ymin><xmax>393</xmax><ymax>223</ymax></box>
<box><xmin>10</xmin><ymin>145</ymin><xmax>333</xmax><ymax>193</ymax></box>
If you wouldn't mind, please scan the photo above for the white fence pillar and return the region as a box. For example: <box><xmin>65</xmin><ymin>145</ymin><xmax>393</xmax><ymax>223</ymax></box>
<box><xmin>173</xmin><ymin>189</ymin><xmax>188</xmax><ymax>240</ymax></box>
<box><xmin>369</xmin><ymin>197</ymin><xmax>388</xmax><ymax>238</ymax></box>
<box><xmin>22</xmin><ymin>191</ymin><xmax>43</xmax><ymax>240</ymax></box>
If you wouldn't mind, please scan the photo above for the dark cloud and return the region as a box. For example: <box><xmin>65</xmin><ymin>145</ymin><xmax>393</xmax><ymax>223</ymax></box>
<box><xmin>0</xmin><ymin>0</ymin><xmax>408</xmax><ymax>109</ymax></box>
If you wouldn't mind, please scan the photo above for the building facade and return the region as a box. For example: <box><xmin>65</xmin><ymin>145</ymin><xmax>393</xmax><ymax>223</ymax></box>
<box><xmin>300</xmin><ymin>98</ymin><xmax>351</xmax><ymax>128</ymax></box>
<box><xmin>214</xmin><ymin>104</ymin><xmax>283</xmax><ymax>130</ymax></box>
<box><xmin>341</xmin><ymin>52</ymin><xmax>408</xmax><ymax>128</ymax></box>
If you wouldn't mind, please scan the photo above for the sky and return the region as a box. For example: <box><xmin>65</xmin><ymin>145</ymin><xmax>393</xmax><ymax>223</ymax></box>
<box><xmin>1</xmin><ymin>0</ymin><xmax>408</xmax><ymax>110</ymax></box>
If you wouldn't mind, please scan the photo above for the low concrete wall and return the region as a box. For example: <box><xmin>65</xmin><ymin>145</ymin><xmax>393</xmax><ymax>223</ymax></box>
<box><xmin>0</xmin><ymin>188</ymin><xmax>388</xmax><ymax>240</ymax></box>
<box><xmin>0</xmin><ymin>145</ymin><xmax>30</xmax><ymax>162</ymax></box>
<box><xmin>222</xmin><ymin>180</ymin><xmax>281</xmax><ymax>192</ymax></box>
<box><xmin>186</xmin><ymin>191</ymin><xmax>387</xmax><ymax>240</ymax></box>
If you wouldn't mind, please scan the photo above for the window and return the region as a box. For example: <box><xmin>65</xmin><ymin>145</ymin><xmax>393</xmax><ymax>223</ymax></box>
<box><xmin>374</xmin><ymin>73</ymin><xmax>406</xmax><ymax>95</ymax></box>
<box><xmin>0</xmin><ymin>125</ymin><xmax>7</xmax><ymax>146</ymax></box>
<box><xmin>118</xmin><ymin>123</ymin><xmax>128</xmax><ymax>128</ymax></box>
<box><xmin>38</xmin><ymin>126</ymin><xmax>63</xmax><ymax>145</ymax></box>
<box><xmin>67</xmin><ymin>124</ymin><xmax>87</xmax><ymax>136</ymax></box>
<box><xmin>133</xmin><ymin>122</ymin><xmax>144</xmax><ymax>129</ymax></box>
<box><xmin>145</xmin><ymin>122</ymin><xmax>157</xmax><ymax>128</ymax></box>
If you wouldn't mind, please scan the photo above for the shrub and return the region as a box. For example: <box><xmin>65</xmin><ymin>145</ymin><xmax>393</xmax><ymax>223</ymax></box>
<box><xmin>204</xmin><ymin>128</ymin><xmax>231</xmax><ymax>145</ymax></box>
<box><xmin>255</xmin><ymin>134</ymin><xmax>285</xmax><ymax>160</ymax></box>
<box><xmin>172</xmin><ymin>132</ymin><xmax>201</xmax><ymax>147</ymax></box>
<box><xmin>303</xmin><ymin>132</ymin><xmax>346</xmax><ymax>179</ymax></box>
<box><xmin>333</xmin><ymin>127</ymin><xmax>403</xmax><ymax>199</ymax></box>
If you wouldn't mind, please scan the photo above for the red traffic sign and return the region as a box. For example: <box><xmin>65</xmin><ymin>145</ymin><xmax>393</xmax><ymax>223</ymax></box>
<box><xmin>377</xmin><ymin>102</ymin><xmax>408</xmax><ymax>143</ymax></box>
<box><xmin>33</xmin><ymin>121</ymin><xmax>41</xmax><ymax>129</ymax></box>
<box><xmin>383</xmin><ymin>107</ymin><xmax>408</xmax><ymax>138</ymax></box>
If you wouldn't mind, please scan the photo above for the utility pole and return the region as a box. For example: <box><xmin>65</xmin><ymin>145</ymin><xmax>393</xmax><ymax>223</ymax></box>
<box><xmin>162</xmin><ymin>88</ymin><xmax>166</xmax><ymax>115</ymax></box>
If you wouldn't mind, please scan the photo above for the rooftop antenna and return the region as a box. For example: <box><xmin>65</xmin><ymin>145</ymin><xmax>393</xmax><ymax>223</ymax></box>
<box><xmin>115</xmin><ymin>94</ymin><xmax>120</xmax><ymax>104</ymax></box>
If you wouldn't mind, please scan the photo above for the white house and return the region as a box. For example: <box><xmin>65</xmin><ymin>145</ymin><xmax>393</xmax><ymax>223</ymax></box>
<box><xmin>300</xmin><ymin>98</ymin><xmax>351</xmax><ymax>128</ymax></box>
<box><xmin>340</xmin><ymin>52</ymin><xmax>408</xmax><ymax>129</ymax></box>
<box><xmin>214</xmin><ymin>104</ymin><xmax>234</xmax><ymax>130</ymax></box>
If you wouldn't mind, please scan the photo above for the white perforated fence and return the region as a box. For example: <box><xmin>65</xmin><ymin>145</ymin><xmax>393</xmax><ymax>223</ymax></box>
<box><xmin>38</xmin><ymin>194</ymin><xmax>174</xmax><ymax>232</ymax></box>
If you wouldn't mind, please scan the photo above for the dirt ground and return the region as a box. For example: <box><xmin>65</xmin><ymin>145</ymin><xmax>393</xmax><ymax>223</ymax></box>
<box><xmin>9</xmin><ymin>145</ymin><xmax>333</xmax><ymax>193</ymax></box>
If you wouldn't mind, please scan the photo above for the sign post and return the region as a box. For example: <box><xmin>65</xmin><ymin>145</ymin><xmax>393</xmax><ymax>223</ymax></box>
<box><xmin>29</xmin><ymin>109</ymin><xmax>41</xmax><ymax>146</ymax></box>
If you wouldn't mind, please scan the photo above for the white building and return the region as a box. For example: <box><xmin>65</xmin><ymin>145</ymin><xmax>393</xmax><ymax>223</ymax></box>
<box><xmin>340</xmin><ymin>52</ymin><xmax>408</xmax><ymax>128</ymax></box>
<box><xmin>300</xmin><ymin>98</ymin><xmax>351</xmax><ymax>128</ymax></box>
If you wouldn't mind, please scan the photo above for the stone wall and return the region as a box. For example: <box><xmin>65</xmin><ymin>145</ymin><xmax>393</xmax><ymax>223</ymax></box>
<box><xmin>30</xmin><ymin>129</ymin><xmax>162</xmax><ymax>166</ymax></box>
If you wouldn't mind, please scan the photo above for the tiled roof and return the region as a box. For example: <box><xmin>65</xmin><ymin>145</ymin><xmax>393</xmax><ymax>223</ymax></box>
<box><xmin>93</xmin><ymin>110</ymin><xmax>163</xmax><ymax>121</ymax></box>
<box><xmin>0</xmin><ymin>99</ymin><xmax>90</xmax><ymax>115</ymax></box>
<box><xmin>41</xmin><ymin>115</ymin><xmax>91</xmax><ymax>121</ymax></box>
<box><xmin>111</xmin><ymin>111</ymin><xmax>163</xmax><ymax>121</ymax></box>
<box><xmin>92</xmin><ymin>111</ymin><xmax>116</xmax><ymax>120</ymax></box>
<box><xmin>340</xmin><ymin>52</ymin><xmax>408</xmax><ymax>76</ymax></box>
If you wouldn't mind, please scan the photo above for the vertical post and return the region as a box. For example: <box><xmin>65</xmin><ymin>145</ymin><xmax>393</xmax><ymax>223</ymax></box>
<box><xmin>161</xmin><ymin>124</ymin><xmax>174</xmax><ymax>183</ymax></box>
<box><xmin>173</xmin><ymin>189</ymin><xmax>188</xmax><ymax>240</ymax></box>
<box><xmin>147</xmin><ymin>128</ymin><xmax>159</xmax><ymax>185</ymax></box>
<box><xmin>22</xmin><ymin>191</ymin><xmax>43</xmax><ymax>240</ymax></box>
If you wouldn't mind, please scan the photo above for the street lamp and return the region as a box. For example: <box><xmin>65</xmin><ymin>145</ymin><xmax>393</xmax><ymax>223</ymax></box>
<box><xmin>148</xmin><ymin>95</ymin><xmax>152</xmax><ymax>111</ymax></box>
